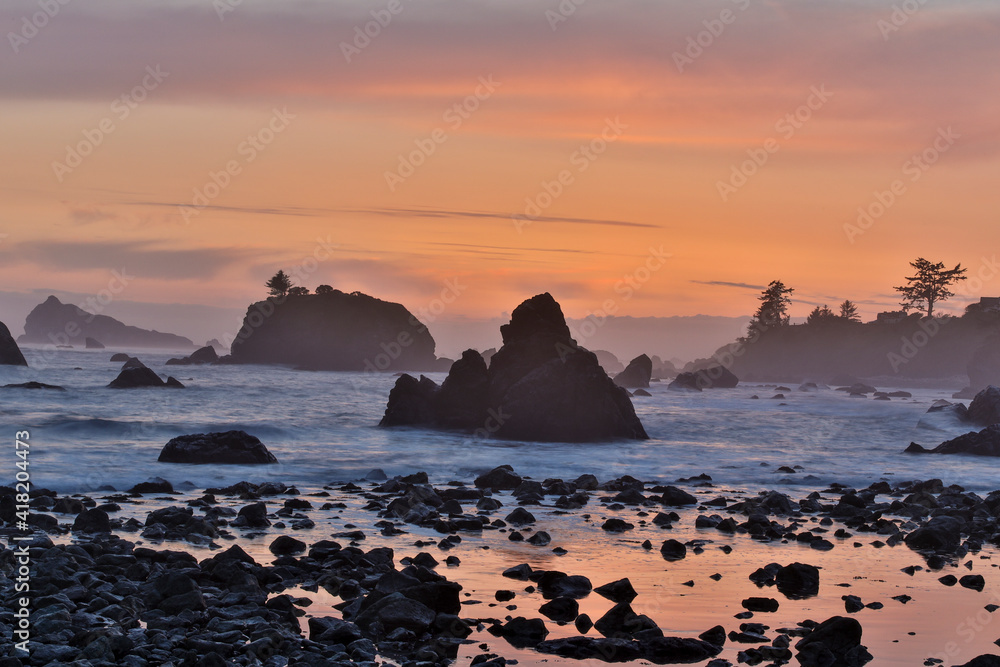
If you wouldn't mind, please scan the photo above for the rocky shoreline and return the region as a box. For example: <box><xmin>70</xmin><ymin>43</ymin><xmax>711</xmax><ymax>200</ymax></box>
<box><xmin>3</xmin><ymin>467</ymin><xmax>1000</xmax><ymax>666</ymax></box>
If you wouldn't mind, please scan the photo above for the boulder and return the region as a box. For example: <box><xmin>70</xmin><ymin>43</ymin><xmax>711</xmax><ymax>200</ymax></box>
<box><xmin>0</xmin><ymin>320</ymin><xmax>27</xmax><ymax>366</ymax></box>
<box><xmin>475</xmin><ymin>466</ymin><xmax>522</xmax><ymax>490</ymax></box>
<box><xmin>72</xmin><ymin>508</ymin><xmax>111</xmax><ymax>533</ymax></box>
<box><xmin>904</xmin><ymin>514</ymin><xmax>964</xmax><ymax>552</ymax></box>
<box><xmin>917</xmin><ymin>400</ymin><xmax>969</xmax><ymax>429</ymax></box>
<box><xmin>166</xmin><ymin>345</ymin><xmax>219</xmax><ymax>366</ymax></box>
<box><xmin>794</xmin><ymin>616</ymin><xmax>871</xmax><ymax>667</ymax></box>
<box><xmin>157</xmin><ymin>430</ymin><xmax>278</xmax><ymax>464</ymax></box>
<box><xmin>228</xmin><ymin>290</ymin><xmax>437</xmax><ymax>371</ymax></box>
<box><xmin>110</xmin><ymin>353</ymin><xmax>130</xmax><ymax>362</ymax></box>
<box><xmin>613</xmin><ymin>354</ymin><xmax>652</xmax><ymax>388</ymax></box>
<box><xmin>775</xmin><ymin>562</ymin><xmax>820</xmax><ymax>599</ymax></box>
<box><xmin>19</xmin><ymin>295</ymin><xmax>193</xmax><ymax>348</ymax></box>
<box><xmin>906</xmin><ymin>425</ymin><xmax>1000</xmax><ymax>457</ymax></box>
<box><xmin>967</xmin><ymin>386</ymin><xmax>1000</xmax><ymax>426</ymax></box>
<box><xmin>381</xmin><ymin>293</ymin><xmax>647</xmax><ymax>441</ymax></box>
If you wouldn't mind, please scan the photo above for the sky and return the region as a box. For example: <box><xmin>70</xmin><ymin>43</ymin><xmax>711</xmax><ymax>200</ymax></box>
<box><xmin>1</xmin><ymin>0</ymin><xmax>999</xmax><ymax>347</ymax></box>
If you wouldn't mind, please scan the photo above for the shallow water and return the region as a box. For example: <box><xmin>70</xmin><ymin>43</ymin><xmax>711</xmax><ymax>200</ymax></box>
<box><xmin>0</xmin><ymin>346</ymin><xmax>992</xmax><ymax>495</ymax></box>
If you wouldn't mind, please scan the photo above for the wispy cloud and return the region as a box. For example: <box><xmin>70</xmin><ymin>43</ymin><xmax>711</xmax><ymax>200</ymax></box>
<box><xmin>690</xmin><ymin>280</ymin><xmax>767</xmax><ymax>291</ymax></box>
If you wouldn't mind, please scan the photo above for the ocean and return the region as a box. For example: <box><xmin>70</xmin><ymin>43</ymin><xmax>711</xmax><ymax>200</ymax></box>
<box><xmin>0</xmin><ymin>346</ymin><xmax>993</xmax><ymax>495</ymax></box>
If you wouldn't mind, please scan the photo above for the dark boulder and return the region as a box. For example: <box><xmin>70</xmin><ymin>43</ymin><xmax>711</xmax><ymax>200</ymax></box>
<box><xmin>0</xmin><ymin>320</ymin><xmax>27</xmax><ymax>366</ymax></box>
<box><xmin>129</xmin><ymin>478</ymin><xmax>173</xmax><ymax>494</ymax></box>
<box><xmin>475</xmin><ymin>466</ymin><xmax>522</xmax><ymax>490</ymax></box>
<box><xmin>670</xmin><ymin>366</ymin><xmax>739</xmax><ymax>390</ymax></box>
<box><xmin>660</xmin><ymin>486</ymin><xmax>697</xmax><ymax>506</ymax></box>
<box><xmin>72</xmin><ymin>508</ymin><xmax>111</xmax><ymax>533</ymax></box>
<box><xmin>355</xmin><ymin>592</ymin><xmax>437</xmax><ymax>633</ymax></box>
<box><xmin>668</xmin><ymin>372</ymin><xmax>702</xmax><ymax>392</ymax></box>
<box><xmin>497</xmin><ymin>617</ymin><xmax>549</xmax><ymax>647</ymax></box>
<box><xmin>594</xmin><ymin>602</ymin><xmax>659</xmax><ymax>639</ymax></box>
<box><xmin>309</xmin><ymin>617</ymin><xmax>363</xmax><ymax>645</ymax></box>
<box><xmin>775</xmin><ymin>562</ymin><xmax>820</xmax><ymax>599</ymax></box>
<box><xmin>906</xmin><ymin>425</ymin><xmax>1000</xmax><ymax>457</ymax></box>
<box><xmin>234</xmin><ymin>502</ymin><xmax>270</xmax><ymax>528</ymax></box>
<box><xmin>794</xmin><ymin>616</ymin><xmax>871</xmax><ymax>666</ymax></box>
<box><xmin>536</xmin><ymin>637</ymin><xmax>640</xmax><ymax>661</ymax></box>
<box><xmin>904</xmin><ymin>515</ymin><xmax>964</xmax><ymax>552</ymax></box>
<box><xmin>382</xmin><ymin>294</ymin><xmax>647</xmax><ymax>442</ymax></box>
<box><xmin>110</xmin><ymin>353</ymin><xmax>130</xmax><ymax>362</ymax></box>
<box><xmin>956</xmin><ymin>656</ymin><xmax>1000</xmax><ymax>667</ymax></box>
<box><xmin>642</xmin><ymin>637</ymin><xmax>721</xmax><ymax>662</ymax></box>
<box><xmin>594</xmin><ymin>578</ymin><xmax>638</xmax><ymax>604</ymax></box>
<box><xmin>660</xmin><ymin>539</ymin><xmax>687</xmax><ymax>561</ymax></box>
<box><xmin>269</xmin><ymin>535</ymin><xmax>307</xmax><ymax>556</ymax></box>
<box><xmin>968</xmin><ymin>386</ymin><xmax>1000</xmax><ymax>426</ymax></box>
<box><xmin>614</xmin><ymin>354</ymin><xmax>652</xmax><ymax>388</ymax></box>
<box><xmin>157</xmin><ymin>430</ymin><xmax>278</xmax><ymax>464</ymax></box>
<box><xmin>166</xmin><ymin>345</ymin><xmax>219</xmax><ymax>366</ymax></box>
<box><xmin>539</xmin><ymin>597</ymin><xmax>579</xmax><ymax>623</ymax></box>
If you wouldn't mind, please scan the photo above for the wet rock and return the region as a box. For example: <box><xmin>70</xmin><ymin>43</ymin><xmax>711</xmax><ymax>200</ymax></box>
<box><xmin>536</xmin><ymin>636</ymin><xmax>641</xmax><ymax>661</ymax></box>
<box><xmin>795</xmin><ymin>616</ymin><xmax>871</xmax><ymax>667</ymax></box>
<box><xmin>660</xmin><ymin>486</ymin><xmax>698</xmax><ymax>506</ymax></box>
<box><xmin>602</xmin><ymin>518</ymin><xmax>634</xmax><ymax>532</ymax></box>
<box><xmin>166</xmin><ymin>345</ymin><xmax>219</xmax><ymax>365</ymax></box>
<box><xmin>72</xmin><ymin>508</ymin><xmax>111</xmax><ymax>533</ymax></box>
<box><xmin>699</xmin><ymin>625</ymin><xmax>727</xmax><ymax>647</ymax></box>
<box><xmin>843</xmin><ymin>595</ymin><xmax>864</xmax><ymax>613</ymax></box>
<box><xmin>960</xmin><ymin>574</ymin><xmax>986</xmax><ymax>592</ymax></box>
<box><xmin>497</xmin><ymin>617</ymin><xmax>549</xmax><ymax>647</ymax></box>
<box><xmin>234</xmin><ymin>502</ymin><xmax>270</xmax><ymax>528</ymax></box>
<box><xmin>158</xmin><ymin>430</ymin><xmax>278</xmax><ymax>464</ymax></box>
<box><xmin>527</xmin><ymin>531</ymin><xmax>552</xmax><ymax>546</ymax></box>
<box><xmin>775</xmin><ymin>562</ymin><xmax>820</xmax><ymax>599</ymax></box>
<box><xmin>129</xmin><ymin>477</ymin><xmax>173</xmax><ymax>494</ymax></box>
<box><xmin>904</xmin><ymin>515</ymin><xmax>964</xmax><ymax>552</ymax></box>
<box><xmin>642</xmin><ymin>637</ymin><xmax>722</xmax><ymax>662</ymax></box>
<box><xmin>476</xmin><ymin>466</ymin><xmax>522</xmax><ymax>490</ymax></box>
<box><xmin>506</xmin><ymin>507</ymin><xmax>536</xmax><ymax>524</ymax></box>
<box><xmin>355</xmin><ymin>592</ymin><xmax>436</xmax><ymax>633</ymax></box>
<box><xmin>955</xmin><ymin>656</ymin><xmax>1000</xmax><ymax>667</ymax></box>
<box><xmin>594</xmin><ymin>602</ymin><xmax>660</xmax><ymax>639</ymax></box>
<box><xmin>309</xmin><ymin>616</ymin><xmax>363</xmax><ymax>644</ymax></box>
<box><xmin>269</xmin><ymin>535</ymin><xmax>307</xmax><ymax>555</ymax></box>
<box><xmin>539</xmin><ymin>597</ymin><xmax>579</xmax><ymax>623</ymax></box>
<box><xmin>2</xmin><ymin>381</ymin><xmax>65</xmax><ymax>390</ymax></box>
<box><xmin>537</xmin><ymin>571</ymin><xmax>593</xmax><ymax>599</ymax></box>
<box><xmin>742</xmin><ymin>597</ymin><xmax>779</xmax><ymax>612</ymax></box>
<box><xmin>660</xmin><ymin>539</ymin><xmax>687</xmax><ymax>561</ymax></box>
<box><xmin>595</xmin><ymin>578</ymin><xmax>638</xmax><ymax>604</ymax></box>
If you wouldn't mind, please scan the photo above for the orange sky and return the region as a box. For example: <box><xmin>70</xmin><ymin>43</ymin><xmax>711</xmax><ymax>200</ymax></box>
<box><xmin>1</xmin><ymin>0</ymin><xmax>998</xmax><ymax>326</ymax></box>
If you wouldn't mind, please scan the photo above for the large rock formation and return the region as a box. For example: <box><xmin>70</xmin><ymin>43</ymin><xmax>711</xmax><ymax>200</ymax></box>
<box><xmin>85</xmin><ymin>337</ymin><xmax>105</xmax><ymax>349</ymax></box>
<box><xmin>967</xmin><ymin>385</ymin><xmax>1000</xmax><ymax>426</ymax></box>
<box><xmin>158</xmin><ymin>431</ymin><xmax>277</xmax><ymax>464</ymax></box>
<box><xmin>0</xmin><ymin>321</ymin><xmax>27</xmax><ymax>366</ymax></box>
<box><xmin>19</xmin><ymin>296</ymin><xmax>194</xmax><ymax>349</ymax></box>
<box><xmin>613</xmin><ymin>354</ymin><xmax>652</xmax><ymax>388</ymax></box>
<box><xmin>380</xmin><ymin>293</ymin><xmax>648</xmax><ymax>442</ymax></box>
<box><xmin>227</xmin><ymin>290</ymin><xmax>438</xmax><ymax>371</ymax></box>
<box><xmin>906</xmin><ymin>425</ymin><xmax>1000</xmax><ymax>457</ymax></box>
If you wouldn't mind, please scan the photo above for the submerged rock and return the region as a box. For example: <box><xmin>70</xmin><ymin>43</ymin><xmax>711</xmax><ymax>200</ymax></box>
<box><xmin>158</xmin><ymin>430</ymin><xmax>278</xmax><ymax>464</ymax></box>
<box><xmin>2</xmin><ymin>381</ymin><xmax>65</xmax><ymax>390</ymax></box>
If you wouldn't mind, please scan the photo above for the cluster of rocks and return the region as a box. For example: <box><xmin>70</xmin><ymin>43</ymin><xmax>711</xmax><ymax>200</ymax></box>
<box><xmin>166</xmin><ymin>346</ymin><xmax>220</xmax><ymax>366</ymax></box>
<box><xmin>909</xmin><ymin>385</ymin><xmax>1000</xmax><ymax>456</ymax></box>
<box><xmin>107</xmin><ymin>357</ymin><xmax>185</xmax><ymax>389</ymax></box>
<box><xmin>381</xmin><ymin>294</ymin><xmax>647</xmax><ymax>442</ymax></box>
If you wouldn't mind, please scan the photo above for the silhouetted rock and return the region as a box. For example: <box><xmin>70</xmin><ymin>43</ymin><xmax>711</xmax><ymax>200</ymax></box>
<box><xmin>613</xmin><ymin>354</ymin><xmax>652</xmax><ymax>388</ymax></box>
<box><xmin>228</xmin><ymin>290</ymin><xmax>437</xmax><ymax>371</ymax></box>
<box><xmin>381</xmin><ymin>294</ymin><xmax>647</xmax><ymax>442</ymax></box>
<box><xmin>775</xmin><ymin>562</ymin><xmax>820</xmax><ymax>599</ymax></box>
<box><xmin>107</xmin><ymin>359</ymin><xmax>185</xmax><ymax>389</ymax></box>
<box><xmin>110</xmin><ymin>352</ymin><xmax>130</xmax><ymax>362</ymax></box>
<box><xmin>476</xmin><ymin>466</ymin><xmax>522</xmax><ymax>490</ymax></box>
<box><xmin>166</xmin><ymin>345</ymin><xmax>219</xmax><ymax>366</ymax></box>
<box><xmin>0</xmin><ymin>320</ymin><xmax>27</xmax><ymax>366</ymax></box>
<box><xmin>668</xmin><ymin>372</ymin><xmax>702</xmax><ymax>391</ymax></box>
<box><xmin>84</xmin><ymin>337</ymin><xmax>104</xmax><ymax>349</ymax></box>
<box><xmin>794</xmin><ymin>616</ymin><xmax>871</xmax><ymax>666</ymax></box>
<box><xmin>907</xmin><ymin>425</ymin><xmax>1000</xmax><ymax>457</ymax></box>
<box><xmin>19</xmin><ymin>295</ymin><xmax>193</xmax><ymax>349</ymax></box>
<box><xmin>904</xmin><ymin>515</ymin><xmax>964</xmax><ymax>552</ymax></box>
<box><xmin>72</xmin><ymin>508</ymin><xmax>111</xmax><ymax>533</ymax></box>
<box><xmin>669</xmin><ymin>365</ymin><xmax>739</xmax><ymax>390</ymax></box>
<box><xmin>2</xmin><ymin>381</ymin><xmax>65</xmax><ymax>390</ymax></box>
<box><xmin>955</xmin><ymin>656</ymin><xmax>1000</xmax><ymax>667</ymax></box>
<box><xmin>967</xmin><ymin>385</ymin><xmax>1000</xmax><ymax>426</ymax></box>
<box><xmin>158</xmin><ymin>430</ymin><xmax>278</xmax><ymax>464</ymax></box>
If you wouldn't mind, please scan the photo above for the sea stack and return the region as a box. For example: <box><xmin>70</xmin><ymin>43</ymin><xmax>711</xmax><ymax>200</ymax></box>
<box><xmin>380</xmin><ymin>293</ymin><xmax>648</xmax><ymax>442</ymax></box>
<box><xmin>0</xmin><ymin>321</ymin><xmax>28</xmax><ymax>366</ymax></box>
